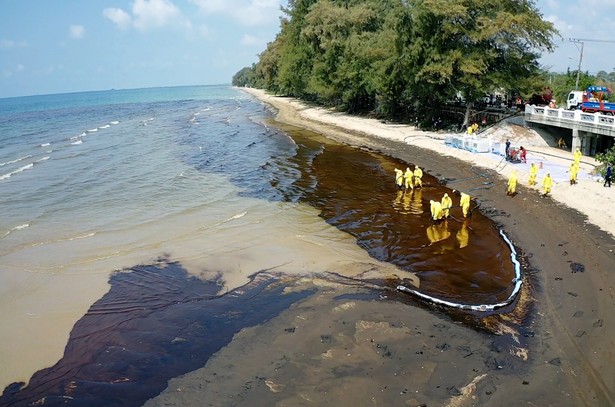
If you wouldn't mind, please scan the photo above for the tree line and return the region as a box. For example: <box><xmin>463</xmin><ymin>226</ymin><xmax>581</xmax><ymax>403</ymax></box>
<box><xmin>233</xmin><ymin>0</ymin><xmax>560</xmax><ymax>129</ymax></box>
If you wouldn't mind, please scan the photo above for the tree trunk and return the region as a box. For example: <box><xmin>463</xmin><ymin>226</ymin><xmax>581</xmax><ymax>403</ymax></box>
<box><xmin>462</xmin><ymin>100</ymin><xmax>474</xmax><ymax>129</ymax></box>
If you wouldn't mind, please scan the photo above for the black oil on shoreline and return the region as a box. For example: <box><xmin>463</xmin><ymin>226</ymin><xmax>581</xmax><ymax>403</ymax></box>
<box><xmin>267</xmin><ymin>124</ymin><xmax>519</xmax><ymax>307</ymax></box>
<box><xmin>0</xmin><ymin>260</ymin><xmax>314</xmax><ymax>407</ymax></box>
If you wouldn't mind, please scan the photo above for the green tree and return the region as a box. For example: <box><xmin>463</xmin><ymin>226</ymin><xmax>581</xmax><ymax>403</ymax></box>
<box><xmin>231</xmin><ymin>66</ymin><xmax>253</xmax><ymax>87</ymax></box>
<box><xmin>402</xmin><ymin>0</ymin><xmax>557</xmax><ymax>127</ymax></box>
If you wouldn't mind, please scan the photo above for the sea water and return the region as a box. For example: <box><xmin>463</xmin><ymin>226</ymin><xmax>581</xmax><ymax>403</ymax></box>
<box><xmin>0</xmin><ymin>85</ymin><xmax>517</xmax><ymax>393</ymax></box>
<box><xmin>0</xmin><ymin>85</ymin><xmax>393</xmax><ymax>388</ymax></box>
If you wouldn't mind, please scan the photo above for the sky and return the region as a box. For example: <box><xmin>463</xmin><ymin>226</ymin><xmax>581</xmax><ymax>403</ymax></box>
<box><xmin>1</xmin><ymin>0</ymin><xmax>615</xmax><ymax>99</ymax></box>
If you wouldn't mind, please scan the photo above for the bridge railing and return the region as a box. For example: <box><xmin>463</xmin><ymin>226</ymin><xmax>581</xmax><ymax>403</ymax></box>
<box><xmin>525</xmin><ymin>104</ymin><xmax>615</xmax><ymax>128</ymax></box>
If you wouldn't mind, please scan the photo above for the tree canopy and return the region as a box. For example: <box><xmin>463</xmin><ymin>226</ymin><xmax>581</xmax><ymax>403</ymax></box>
<box><xmin>233</xmin><ymin>0</ymin><xmax>559</xmax><ymax>127</ymax></box>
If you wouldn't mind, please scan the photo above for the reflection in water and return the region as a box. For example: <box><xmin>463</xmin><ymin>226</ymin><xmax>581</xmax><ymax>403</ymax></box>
<box><xmin>457</xmin><ymin>221</ymin><xmax>470</xmax><ymax>249</ymax></box>
<box><xmin>410</xmin><ymin>188</ymin><xmax>423</xmax><ymax>215</ymax></box>
<box><xmin>426</xmin><ymin>221</ymin><xmax>452</xmax><ymax>246</ymax></box>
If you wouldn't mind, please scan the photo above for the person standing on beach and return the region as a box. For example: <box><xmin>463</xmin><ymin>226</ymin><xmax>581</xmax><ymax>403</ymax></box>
<box><xmin>574</xmin><ymin>147</ymin><xmax>582</xmax><ymax>165</ymax></box>
<box><xmin>413</xmin><ymin>166</ymin><xmax>423</xmax><ymax>188</ymax></box>
<box><xmin>542</xmin><ymin>173</ymin><xmax>553</xmax><ymax>196</ymax></box>
<box><xmin>394</xmin><ymin>168</ymin><xmax>404</xmax><ymax>190</ymax></box>
<box><xmin>505</xmin><ymin>139</ymin><xmax>511</xmax><ymax>160</ymax></box>
<box><xmin>460</xmin><ymin>192</ymin><xmax>471</xmax><ymax>217</ymax></box>
<box><xmin>441</xmin><ymin>193</ymin><xmax>453</xmax><ymax>218</ymax></box>
<box><xmin>430</xmin><ymin>200</ymin><xmax>443</xmax><ymax>221</ymax></box>
<box><xmin>507</xmin><ymin>170</ymin><xmax>518</xmax><ymax>196</ymax></box>
<box><xmin>568</xmin><ymin>162</ymin><xmax>579</xmax><ymax>185</ymax></box>
<box><xmin>605</xmin><ymin>164</ymin><xmax>613</xmax><ymax>187</ymax></box>
<box><xmin>453</xmin><ymin>190</ymin><xmax>471</xmax><ymax>218</ymax></box>
<box><xmin>528</xmin><ymin>163</ymin><xmax>538</xmax><ymax>186</ymax></box>
<box><xmin>519</xmin><ymin>146</ymin><xmax>527</xmax><ymax>163</ymax></box>
<box><xmin>404</xmin><ymin>167</ymin><xmax>414</xmax><ymax>191</ymax></box>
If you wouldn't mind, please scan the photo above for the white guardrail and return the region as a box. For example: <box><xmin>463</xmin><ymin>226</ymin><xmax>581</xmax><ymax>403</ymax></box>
<box><xmin>525</xmin><ymin>104</ymin><xmax>615</xmax><ymax>128</ymax></box>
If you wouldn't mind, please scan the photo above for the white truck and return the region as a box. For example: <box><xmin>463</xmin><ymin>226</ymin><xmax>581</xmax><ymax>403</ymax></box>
<box><xmin>566</xmin><ymin>90</ymin><xmax>584</xmax><ymax>110</ymax></box>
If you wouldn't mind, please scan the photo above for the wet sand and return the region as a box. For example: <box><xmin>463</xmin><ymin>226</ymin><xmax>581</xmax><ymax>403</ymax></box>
<box><xmin>144</xmin><ymin>89</ymin><xmax>615</xmax><ymax>406</ymax></box>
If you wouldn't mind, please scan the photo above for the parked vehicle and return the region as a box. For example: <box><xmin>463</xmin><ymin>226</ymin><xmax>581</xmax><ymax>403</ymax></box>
<box><xmin>566</xmin><ymin>90</ymin><xmax>584</xmax><ymax>110</ymax></box>
<box><xmin>567</xmin><ymin>86</ymin><xmax>615</xmax><ymax>114</ymax></box>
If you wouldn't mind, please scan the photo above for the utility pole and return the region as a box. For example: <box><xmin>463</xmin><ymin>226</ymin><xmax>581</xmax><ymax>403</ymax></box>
<box><xmin>569</xmin><ymin>38</ymin><xmax>584</xmax><ymax>90</ymax></box>
<box><xmin>568</xmin><ymin>38</ymin><xmax>615</xmax><ymax>89</ymax></box>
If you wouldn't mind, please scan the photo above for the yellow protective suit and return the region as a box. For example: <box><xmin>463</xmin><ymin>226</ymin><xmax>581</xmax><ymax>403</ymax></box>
<box><xmin>574</xmin><ymin>148</ymin><xmax>582</xmax><ymax>165</ymax></box>
<box><xmin>569</xmin><ymin>163</ymin><xmax>578</xmax><ymax>185</ymax></box>
<box><xmin>441</xmin><ymin>193</ymin><xmax>453</xmax><ymax>218</ymax></box>
<box><xmin>459</xmin><ymin>192</ymin><xmax>471</xmax><ymax>218</ymax></box>
<box><xmin>507</xmin><ymin>170</ymin><xmax>518</xmax><ymax>196</ymax></box>
<box><xmin>413</xmin><ymin>166</ymin><xmax>423</xmax><ymax>188</ymax></box>
<box><xmin>430</xmin><ymin>200</ymin><xmax>443</xmax><ymax>221</ymax></box>
<box><xmin>394</xmin><ymin>168</ymin><xmax>404</xmax><ymax>189</ymax></box>
<box><xmin>542</xmin><ymin>173</ymin><xmax>553</xmax><ymax>195</ymax></box>
<box><xmin>528</xmin><ymin>163</ymin><xmax>538</xmax><ymax>186</ymax></box>
<box><xmin>404</xmin><ymin>167</ymin><xmax>414</xmax><ymax>190</ymax></box>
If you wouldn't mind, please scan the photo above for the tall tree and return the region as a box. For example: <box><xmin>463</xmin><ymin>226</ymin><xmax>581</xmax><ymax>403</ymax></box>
<box><xmin>402</xmin><ymin>0</ymin><xmax>557</xmax><ymax>126</ymax></box>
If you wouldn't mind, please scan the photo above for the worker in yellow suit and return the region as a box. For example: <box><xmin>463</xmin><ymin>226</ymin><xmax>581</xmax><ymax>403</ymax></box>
<box><xmin>569</xmin><ymin>162</ymin><xmax>579</xmax><ymax>185</ymax></box>
<box><xmin>573</xmin><ymin>147</ymin><xmax>582</xmax><ymax>165</ymax></box>
<box><xmin>430</xmin><ymin>199</ymin><xmax>443</xmax><ymax>221</ymax></box>
<box><xmin>394</xmin><ymin>168</ymin><xmax>404</xmax><ymax>190</ymax></box>
<box><xmin>441</xmin><ymin>193</ymin><xmax>453</xmax><ymax>218</ymax></box>
<box><xmin>404</xmin><ymin>167</ymin><xmax>414</xmax><ymax>191</ymax></box>
<box><xmin>528</xmin><ymin>162</ymin><xmax>538</xmax><ymax>186</ymax></box>
<box><xmin>413</xmin><ymin>165</ymin><xmax>423</xmax><ymax>188</ymax></box>
<box><xmin>460</xmin><ymin>193</ymin><xmax>471</xmax><ymax>218</ymax></box>
<box><xmin>542</xmin><ymin>172</ymin><xmax>553</xmax><ymax>196</ymax></box>
<box><xmin>507</xmin><ymin>170</ymin><xmax>518</xmax><ymax>196</ymax></box>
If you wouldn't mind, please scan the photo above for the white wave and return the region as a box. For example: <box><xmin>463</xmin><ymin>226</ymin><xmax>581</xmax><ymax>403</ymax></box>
<box><xmin>87</xmin><ymin>128</ymin><xmax>98</xmax><ymax>132</ymax></box>
<box><xmin>30</xmin><ymin>232</ymin><xmax>96</xmax><ymax>247</ymax></box>
<box><xmin>1</xmin><ymin>223</ymin><xmax>30</xmax><ymax>238</ymax></box>
<box><xmin>36</xmin><ymin>156</ymin><xmax>50</xmax><ymax>163</ymax></box>
<box><xmin>81</xmin><ymin>132</ymin><xmax>86</xmax><ymax>136</ymax></box>
<box><xmin>0</xmin><ymin>163</ymin><xmax>34</xmax><ymax>180</ymax></box>
<box><xmin>40</xmin><ymin>142</ymin><xmax>50</xmax><ymax>147</ymax></box>
<box><xmin>110</xmin><ymin>121</ymin><xmax>119</xmax><ymax>125</ymax></box>
<box><xmin>68</xmin><ymin>232</ymin><xmax>96</xmax><ymax>241</ymax></box>
<box><xmin>71</xmin><ymin>140</ymin><xmax>83</xmax><ymax>145</ymax></box>
<box><xmin>0</xmin><ymin>155</ymin><xmax>32</xmax><ymax>167</ymax></box>
<box><xmin>99</xmin><ymin>124</ymin><xmax>110</xmax><ymax>129</ymax></box>
<box><xmin>210</xmin><ymin>211</ymin><xmax>248</xmax><ymax>228</ymax></box>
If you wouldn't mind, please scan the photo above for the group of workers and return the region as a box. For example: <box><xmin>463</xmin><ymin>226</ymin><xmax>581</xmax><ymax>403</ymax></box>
<box><xmin>508</xmin><ymin>147</ymin><xmax>585</xmax><ymax>197</ymax></box>
<box><xmin>429</xmin><ymin>191</ymin><xmax>471</xmax><ymax>221</ymax></box>
<box><xmin>395</xmin><ymin>166</ymin><xmax>424</xmax><ymax>191</ymax></box>
<box><xmin>508</xmin><ymin>165</ymin><xmax>553</xmax><ymax>196</ymax></box>
<box><xmin>392</xmin><ymin>146</ymin><xmax>595</xmax><ymax>249</ymax></box>
<box><xmin>394</xmin><ymin>166</ymin><xmax>471</xmax><ymax>222</ymax></box>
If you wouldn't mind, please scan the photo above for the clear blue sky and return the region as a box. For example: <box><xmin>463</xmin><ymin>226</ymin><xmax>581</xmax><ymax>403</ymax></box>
<box><xmin>1</xmin><ymin>0</ymin><xmax>614</xmax><ymax>98</ymax></box>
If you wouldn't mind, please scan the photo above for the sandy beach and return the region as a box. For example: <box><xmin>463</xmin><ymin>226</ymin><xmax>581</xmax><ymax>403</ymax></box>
<box><xmin>141</xmin><ymin>88</ymin><xmax>615</xmax><ymax>407</ymax></box>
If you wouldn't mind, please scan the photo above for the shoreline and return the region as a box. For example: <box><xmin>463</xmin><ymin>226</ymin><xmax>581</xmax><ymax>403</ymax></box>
<box><xmin>235</xmin><ymin>87</ymin><xmax>615</xmax><ymax>405</ymax></box>
<box><xmin>114</xmin><ymin>87</ymin><xmax>615</xmax><ymax>406</ymax></box>
<box><xmin>242</xmin><ymin>87</ymin><xmax>615</xmax><ymax>239</ymax></box>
